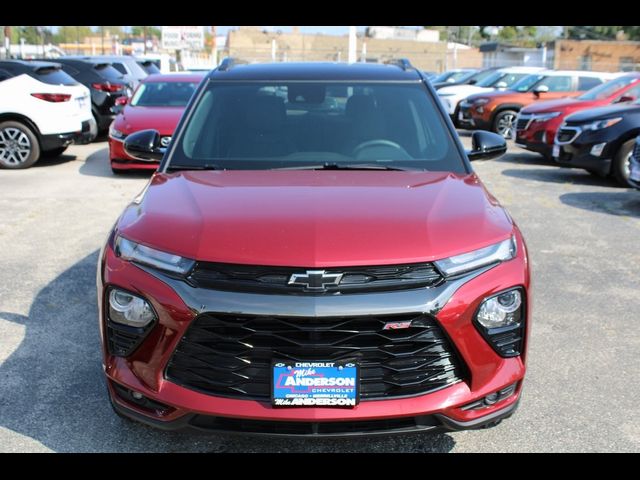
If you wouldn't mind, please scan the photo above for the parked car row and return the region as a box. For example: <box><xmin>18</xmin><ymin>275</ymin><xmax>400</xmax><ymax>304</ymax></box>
<box><xmin>434</xmin><ymin>65</ymin><xmax>640</xmax><ymax>187</ymax></box>
<box><xmin>0</xmin><ymin>55</ymin><xmax>178</xmax><ymax>169</ymax></box>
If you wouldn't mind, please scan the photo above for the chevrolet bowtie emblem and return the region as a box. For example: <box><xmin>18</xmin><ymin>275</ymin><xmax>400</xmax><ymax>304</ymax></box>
<box><xmin>288</xmin><ymin>270</ymin><xmax>343</xmax><ymax>290</ymax></box>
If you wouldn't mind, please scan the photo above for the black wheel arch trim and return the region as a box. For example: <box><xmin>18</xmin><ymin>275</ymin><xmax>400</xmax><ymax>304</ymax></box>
<box><xmin>0</xmin><ymin>113</ymin><xmax>42</xmax><ymax>146</ymax></box>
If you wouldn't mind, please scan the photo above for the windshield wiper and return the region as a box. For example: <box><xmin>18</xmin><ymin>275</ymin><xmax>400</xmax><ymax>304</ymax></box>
<box><xmin>166</xmin><ymin>164</ymin><xmax>222</xmax><ymax>171</ymax></box>
<box><xmin>273</xmin><ymin>163</ymin><xmax>425</xmax><ymax>172</ymax></box>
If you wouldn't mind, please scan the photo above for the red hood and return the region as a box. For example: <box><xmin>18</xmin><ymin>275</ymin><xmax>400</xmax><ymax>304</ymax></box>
<box><xmin>117</xmin><ymin>171</ymin><xmax>514</xmax><ymax>267</ymax></box>
<box><xmin>521</xmin><ymin>97</ymin><xmax>604</xmax><ymax>114</ymax></box>
<box><xmin>115</xmin><ymin>106</ymin><xmax>185</xmax><ymax>136</ymax></box>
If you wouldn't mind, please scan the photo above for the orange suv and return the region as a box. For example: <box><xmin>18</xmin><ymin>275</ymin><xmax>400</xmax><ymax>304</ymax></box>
<box><xmin>458</xmin><ymin>70</ymin><xmax>614</xmax><ymax>138</ymax></box>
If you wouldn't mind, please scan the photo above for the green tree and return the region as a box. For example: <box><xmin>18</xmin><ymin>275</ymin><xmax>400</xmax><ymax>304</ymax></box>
<box><xmin>567</xmin><ymin>26</ymin><xmax>623</xmax><ymax>40</ymax></box>
<box><xmin>131</xmin><ymin>26</ymin><xmax>161</xmax><ymax>39</ymax></box>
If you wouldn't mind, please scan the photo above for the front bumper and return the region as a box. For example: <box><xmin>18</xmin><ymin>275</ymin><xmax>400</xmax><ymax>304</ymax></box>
<box><xmin>98</xmin><ymin>232</ymin><xmax>531</xmax><ymax>435</ymax></box>
<box><xmin>457</xmin><ymin>103</ymin><xmax>492</xmax><ymax>131</ymax></box>
<box><xmin>553</xmin><ymin>141</ymin><xmax>614</xmax><ymax>176</ymax></box>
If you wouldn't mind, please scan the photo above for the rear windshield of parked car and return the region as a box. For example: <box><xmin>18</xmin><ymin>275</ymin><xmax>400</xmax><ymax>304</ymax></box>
<box><xmin>130</xmin><ymin>81</ymin><xmax>198</xmax><ymax>107</ymax></box>
<box><xmin>94</xmin><ymin>63</ymin><xmax>126</xmax><ymax>82</ymax></box>
<box><xmin>578</xmin><ymin>75</ymin><xmax>639</xmax><ymax>100</ymax></box>
<box><xmin>31</xmin><ymin>66</ymin><xmax>78</xmax><ymax>86</ymax></box>
<box><xmin>171</xmin><ymin>81</ymin><xmax>466</xmax><ymax>173</ymax></box>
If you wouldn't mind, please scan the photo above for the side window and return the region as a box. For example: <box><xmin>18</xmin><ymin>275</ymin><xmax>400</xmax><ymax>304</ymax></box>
<box><xmin>538</xmin><ymin>76</ymin><xmax>573</xmax><ymax>92</ymax></box>
<box><xmin>112</xmin><ymin>63</ymin><xmax>128</xmax><ymax>75</ymax></box>
<box><xmin>578</xmin><ymin>76</ymin><xmax>603</xmax><ymax>91</ymax></box>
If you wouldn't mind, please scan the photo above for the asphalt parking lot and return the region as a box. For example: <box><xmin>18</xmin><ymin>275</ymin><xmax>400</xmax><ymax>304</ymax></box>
<box><xmin>0</xmin><ymin>134</ymin><xmax>639</xmax><ymax>453</ymax></box>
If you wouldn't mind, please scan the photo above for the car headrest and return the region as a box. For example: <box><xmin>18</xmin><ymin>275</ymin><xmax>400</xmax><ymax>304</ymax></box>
<box><xmin>245</xmin><ymin>95</ymin><xmax>287</xmax><ymax>133</ymax></box>
<box><xmin>346</xmin><ymin>95</ymin><xmax>377</xmax><ymax>118</ymax></box>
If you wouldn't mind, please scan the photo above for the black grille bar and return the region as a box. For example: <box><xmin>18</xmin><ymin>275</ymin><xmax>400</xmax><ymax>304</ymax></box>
<box><xmin>166</xmin><ymin>312</ymin><xmax>465</xmax><ymax>401</ymax></box>
<box><xmin>187</xmin><ymin>262</ymin><xmax>443</xmax><ymax>295</ymax></box>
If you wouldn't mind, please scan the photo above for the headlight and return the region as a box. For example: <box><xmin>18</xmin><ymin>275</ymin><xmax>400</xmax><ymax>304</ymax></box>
<box><xmin>476</xmin><ymin>289</ymin><xmax>522</xmax><ymax>329</ymax></box>
<box><xmin>472</xmin><ymin>98</ymin><xmax>489</xmax><ymax>106</ymax></box>
<box><xmin>582</xmin><ymin>117</ymin><xmax>623</xmax><ymax>131</ymax></box>
<box><xmin>532</xmin><ymin>111</ymin><xmax>561</xmax><ymax>122</ymax></box>
<box><xmin>108</xmin><ymin>288</ymin><xmax>156</xmax><ymax>327</ymax></box>
<box><xmin>435</xmin><ymin>236</ymin><xmax>517</xmax><ymax>277</ymax></box>
<box><xmin>115</xmin><ymin>236</ymin><xmax>195</xmax><ymax>275</ymax></box>
<box><xmin>109</xmin><ymin>125</ymin><xmax>127</xmax><ymax>140</ymax></box>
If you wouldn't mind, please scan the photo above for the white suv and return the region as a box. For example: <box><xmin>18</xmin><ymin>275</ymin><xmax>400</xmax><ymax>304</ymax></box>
<box><xmin>0</xmin><ymin>60</ymin><xmax>96</xmax><ymax>169</ymax></box>
<box><xmin>437</xmin><ymin>66</ymin><xmax>546</xmax><ymax>123</ymax></box>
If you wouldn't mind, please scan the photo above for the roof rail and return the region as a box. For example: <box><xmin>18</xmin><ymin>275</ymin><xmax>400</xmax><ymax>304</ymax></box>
<box><xmin>217</xmin><ymin>57</ymin><xmax>247</xmax><ymax>72</ymax></box>
<box><xmin>385</xmin><ymin>58</ymin><xmax>414</xmax><ymax>71</ymax></box>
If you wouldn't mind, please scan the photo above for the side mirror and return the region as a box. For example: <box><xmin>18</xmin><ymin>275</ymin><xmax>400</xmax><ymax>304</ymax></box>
<box><xmin>533</xmin><ymin>85</ymin><xmax>549</xmax><ymax>97</ymax></box>
<box><xmin>615</xmin><ymin>94</ymin><xmax>636</xmax><ymax>104</ymax></box>
<box><xmin>468</xmin><ymin>79</ymin><xmax>477</xmax><ymax>85</ymax></box>
<box><xmin>124</xmin><ymin>129</ymin><xmax>165</xmax><ymax>162</ymax></box>
<box><xmin>467</xmin><ymin>131</ymin><xmax>507</xmax><ymax>161</ymax></box>
<box><xmin>495</xmin><ymin>81</ymin><xmax>508</xmax><ymax>89</ymax></box>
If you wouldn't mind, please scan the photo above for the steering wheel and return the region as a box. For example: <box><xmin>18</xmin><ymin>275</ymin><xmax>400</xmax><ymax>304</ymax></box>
<box><xmin>352</xmin><ymin>139</ymin><xmax>409</xmax><ymax>158</ymax></box>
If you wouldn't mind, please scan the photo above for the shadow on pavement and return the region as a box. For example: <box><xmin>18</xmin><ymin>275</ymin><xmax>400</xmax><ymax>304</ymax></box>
<box><xmin>0</xmin><ymin>251</ymin><xmax>456</xmax><ymax>452</ymax></box>
<box><xmin>501</xmin><ymin>167</ymin><xmax>623</xmax><ymax>188</ymax></box>
<box><xmin>496</xmin><ymin>150</ymin><xmax>554</xmax><ymax>167</ymax></box>
<box><xmin>33</xmin><ymin>154</ymin><xmax>78</xmax><ymax>168</ymax></box>
<box><xmin>78</xmin><ymin>147</ymin><xmax>153</xmax><ymax>180</ymax></box>
<box><xmin>559</xmin><ymin>191</ymin><xmax>640</xmax><ymax>218</ymax></box>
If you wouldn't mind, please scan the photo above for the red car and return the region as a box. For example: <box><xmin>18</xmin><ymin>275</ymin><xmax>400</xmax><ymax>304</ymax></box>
<box><xmin>515</xmin><ymin>73</ymin><xmax>640</xmax><ymax>158</ymax></box>
<box><xmin>108</xmin><ymin>72</ymin><xmax>206</xmax><ymax>173</ymax></box>
<box><xmin>98</xmin><ymin>60</ymin><xmax>531</xmax><ymax>436</ymax></box>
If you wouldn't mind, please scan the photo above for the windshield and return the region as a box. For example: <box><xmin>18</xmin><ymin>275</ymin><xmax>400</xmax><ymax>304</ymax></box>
<box><xmin>94</xmin><ymin>63</ymin><xmax>126</xmax><ymax>82</ymax></box>
<box><xmin>130</xmin><ymin>81</ymin><xmax>198</xmax><ymax>107</ymax></box>
<box><xmin>467</xmin><ymin>69</ymin><xmax>497</xmax><ymax>84</ymax></box>
<box><xmin>511</xmin><ymin>74</ymin><xmax>545</xmax><ymax>92</ymax></box>
<box><xmin>477</xmin><ymin>71</ymin><xmax>531</xmax><ymax>88</ymax></box>
<box><xmin>170</xmin><ymin>81</ymin><xmax>466</xmax><ymax>172</ymax></box>
<box><xmin>578</xmin><ymin>75</ymin><xmax>639</xmax><ymax>100</ymax></box>
<box><xmin>433</xmin><ymin>70</ymin><xmax>474</xmax><ymax>83</ymax></box>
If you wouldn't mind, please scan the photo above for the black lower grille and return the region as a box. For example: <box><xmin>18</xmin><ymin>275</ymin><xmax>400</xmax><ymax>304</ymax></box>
<box><xmin>515</xmin><ymin>116</ymin><xmax>531</xmax><ymax>131</ymax></box>
<box><xmin>187</xmin><ymin>262</ymin><xmax>443</xmax><ymax>295</ymax></box>
<box><xmin>166</xmin><ymin>313</ymin><xmax>465</xmax><ymax>401</ymax></box>
<box><xmin>189</xmin><ymin>414</ymin><xmax>441</xmax><ymax>436</ymax></box>
<box><xmin>556</xmin><ymin>127</ymin><xmax>580</xmax><ymax>143</ymax></box>
<box><xmin>107</xmin><ymin>320</ymin><xmax>152</xmax><ymax>357</ymax></box>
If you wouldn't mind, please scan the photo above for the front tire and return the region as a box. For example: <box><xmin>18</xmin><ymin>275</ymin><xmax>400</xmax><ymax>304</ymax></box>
<box><xmin>0</xmin><ymin>120</ymin><xmax>40</xmax><ymax>169</ymax></box>
<box><xmin>611</xmin><ymin>139</ymin><xmax>635</xmax><ymax>187</ymax></box>
<box><xmin>493</xmin><ymin>110</ymin><xmax>518</xmax><ymax>139</ymax></box>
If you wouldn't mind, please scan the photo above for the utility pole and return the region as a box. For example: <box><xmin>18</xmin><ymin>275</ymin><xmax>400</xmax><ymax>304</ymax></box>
<box><xmin>143</xmin><ymin>25</ymin><xmax>148</xmax><ymax>54</ymax></box>
<box><xmin>3</xmin><ymin>26</ymin><xmax>11</xmax><ymax>59</ymax></box>
<box><xmin>348</xmin><ymin>26</ymin><xmax>356</xmax><ymax>64</ymax></box>
<box><xmin>211</xmin><ymin>26</ymin><xmax>217</xmax><ymax>66</ymax></box>
<box><xmin>101</xmin><ymin>26</ymin><xmax>105</xmax><ymax>54</ymax></box>
<box><xmin>563</xmin><ymin>26</ymin><xmax>569</xmax><ymax>39</ymax></box>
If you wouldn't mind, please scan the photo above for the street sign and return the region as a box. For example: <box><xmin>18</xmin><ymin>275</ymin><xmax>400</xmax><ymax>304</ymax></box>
<box><xmin>161</xmin><ymin>26</ymin><xmax>205</xmax><ymax>50</ymax></box>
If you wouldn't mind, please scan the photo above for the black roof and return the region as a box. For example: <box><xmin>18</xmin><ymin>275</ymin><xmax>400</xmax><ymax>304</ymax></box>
<box><xmin>208</xmin><ymin>62</ymin><xmax>424</xmax><ymax>82</ymax></box>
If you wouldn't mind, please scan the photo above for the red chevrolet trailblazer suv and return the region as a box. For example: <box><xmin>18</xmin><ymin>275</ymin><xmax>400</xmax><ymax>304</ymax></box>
<box><xmin>97</xmin><ymin>59</ymin><xmax>532</xmax><ymax>437</ymax></box>
<box><xmin>515</xmin><ymin>73</ymin><xmax>640</xmax><ymax>159</ymax></box>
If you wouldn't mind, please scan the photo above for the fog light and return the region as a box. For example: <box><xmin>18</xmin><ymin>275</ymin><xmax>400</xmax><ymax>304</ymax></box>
<box><xmin>108</xmin><ymin>288</ymin><xmax>156</xmax><ymax>327</ymax></box>
<box><xmin>474</xmin><ymin>288</ymin><xmax>525</xmax><ymax>357</ymax></box>
<box><xmin>484</xmin><ymin>393</ymin><xmax>499</xmax><ymax>405</ymax></box>
<box><xmin>590</xmin><ymin>142</ymin><xmax>606</xmax><ymax>157</ymax></box>
<box><xmin>477</xmin><ymin>290</ymin><xmax>522</xmax><ymax>329</ymax></box>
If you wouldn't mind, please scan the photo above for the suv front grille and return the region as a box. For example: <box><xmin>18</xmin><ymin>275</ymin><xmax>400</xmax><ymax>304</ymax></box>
<box><xmin>556</xmin><ymin>126</ymin><xmax>581</xmax><ymax>144</ymax></box>
<box><xmin>515</xmin><ymin>114</ymin><xmax>532</xmax><ymax>131</ymax></box>
<box><xmin>166</xmin><ymin>313</ymin><xmax>465</xmax><ymax>401</ymax></box>
<box><xmin>187</xmin><ymin>262</ymin><xmax>443</xmax><ymax>295</ymax></box>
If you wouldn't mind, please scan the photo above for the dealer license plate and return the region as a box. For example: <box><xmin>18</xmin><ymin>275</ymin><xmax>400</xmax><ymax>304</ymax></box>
<box><xmin>272</xmin><ymin>360</ymin><xmax>359</xmax><ymax>407</ymax></box>
<box><xmin>552</xmin><ymin>144</ymin><xmax>560</xmax><ymax>158</ymax></box>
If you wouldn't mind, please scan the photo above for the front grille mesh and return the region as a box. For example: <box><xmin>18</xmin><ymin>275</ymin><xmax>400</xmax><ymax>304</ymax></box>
<box><xmin>187</xmin><ymin>262</ymin><xmax>443</xmax><ymax>295</ymax></box>
<box><xmin>166</xmin><ymin>313</ymin><xmax>465</xmax><ymax>401</ymax></box>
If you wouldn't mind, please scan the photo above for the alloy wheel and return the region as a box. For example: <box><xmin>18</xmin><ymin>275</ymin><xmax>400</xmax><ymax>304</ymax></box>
<box><xmin>496</xmin><ymin>113</ymin><xmax>516</xmax><ymax>139</ymax></box>
<box><xmin>0</xmin><ymin>127</ymin><xmax>32</xmax><ymax>166</ymax></box>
